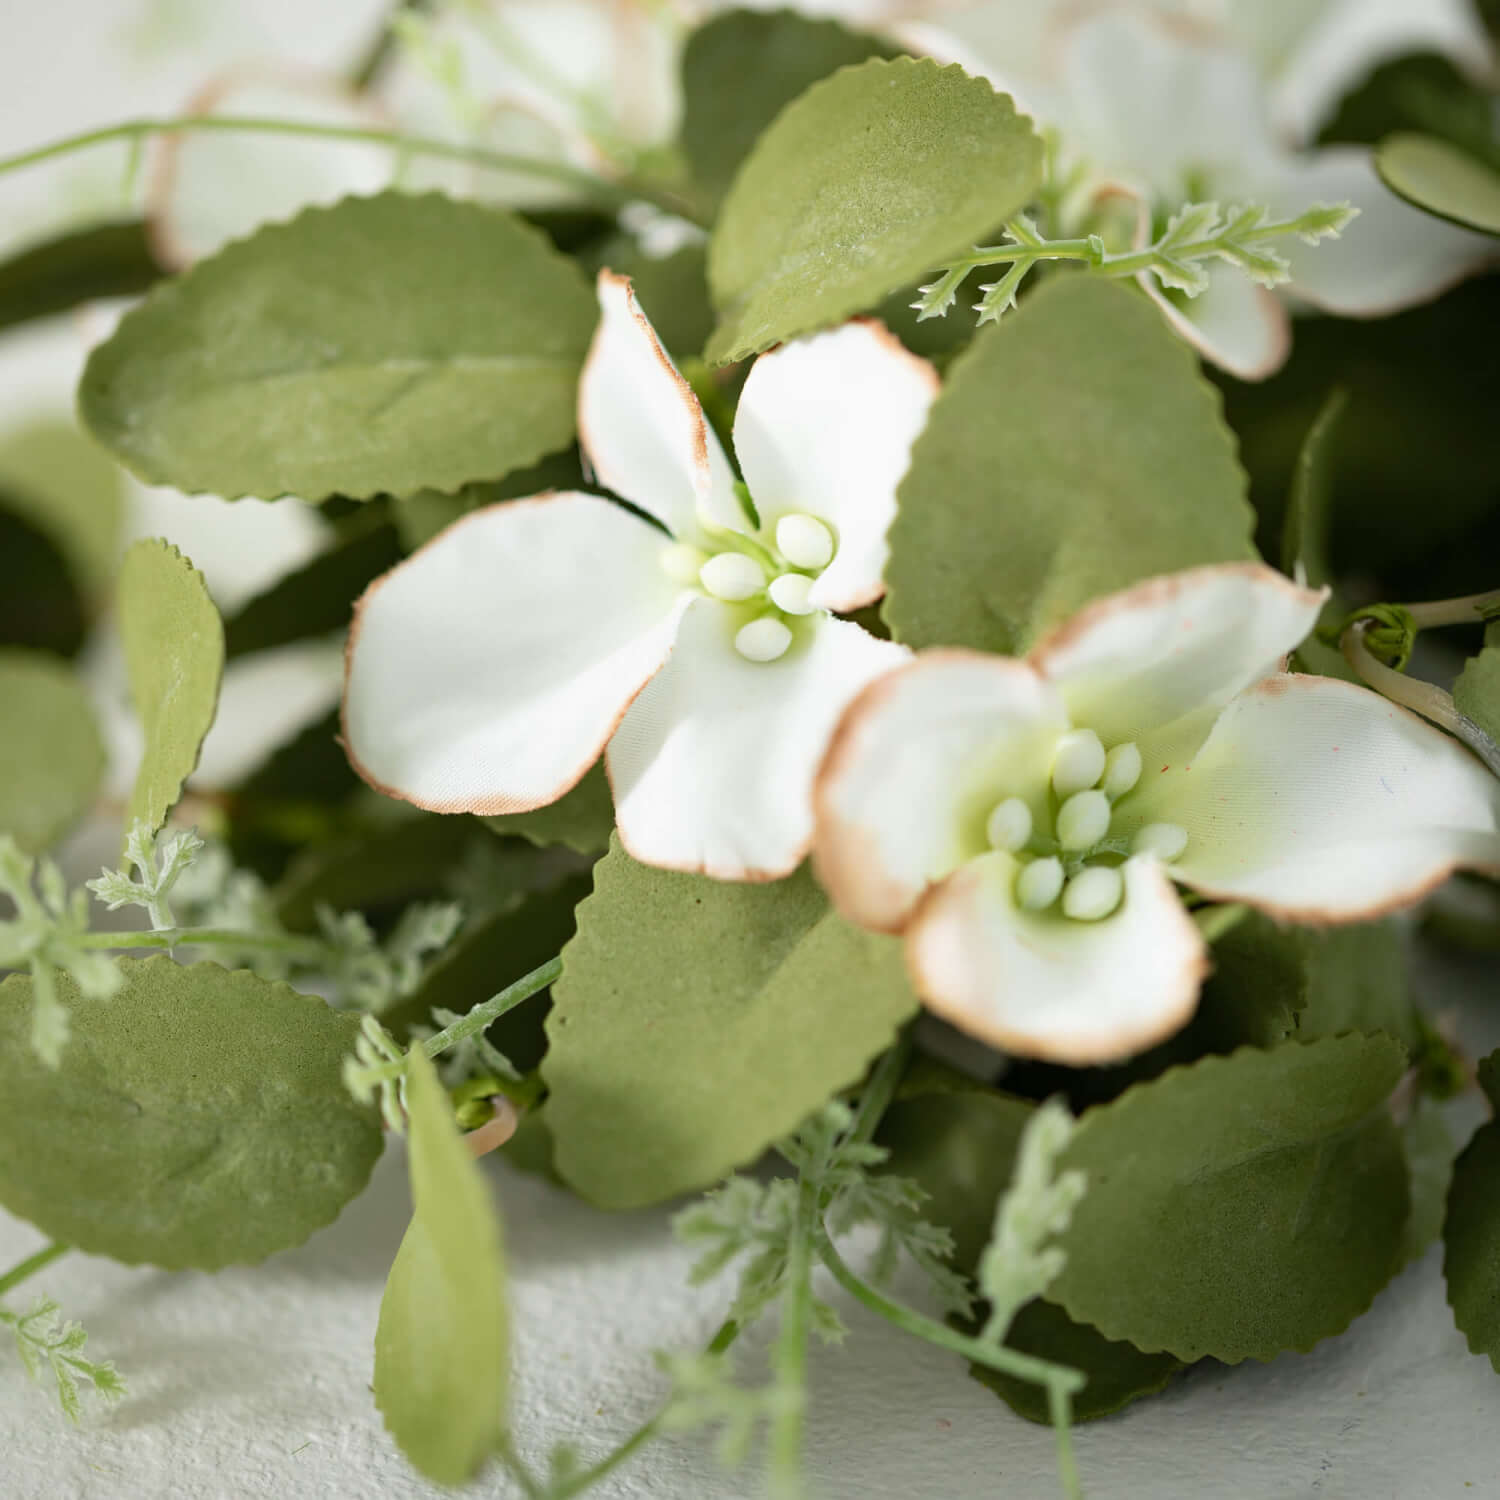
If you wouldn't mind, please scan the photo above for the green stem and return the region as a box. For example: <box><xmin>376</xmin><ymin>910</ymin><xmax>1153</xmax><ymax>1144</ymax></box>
<box><xmin>1403</xmin><ymin>588</ymin><xmax>1500</xmax><ymax>630</ymax></box>
<box><xmin>768</xmin><ymin>1178</ymin><xmax>818</xmax><ymax>1497</ymax></box>
<box><xmin>75</xmin><ymin>926</ymin><xmax>326</xmax><ymax>959</ymax></box>
<box><xmin>844</xmin><ymin>1031</ymin><xmax>913</xmax><ymax>1152</ymax></box>
<box><xmin>0</xmin><ymin>1243</ymin><xmax>68</xmax><ymax>1300</ymax></box>
<box><xmin>415</xmin><ymin>956</ymin><xmax>562</xmax><ymax>1062</ymax></box>
<box><xmin>1048</xmin><ymin>1379</ymin><xmax>1084</xmax><ymax>1500</ymax></box>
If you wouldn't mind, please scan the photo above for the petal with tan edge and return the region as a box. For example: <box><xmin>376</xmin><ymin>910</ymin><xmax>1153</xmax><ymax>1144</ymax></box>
<box><xmin>814</xmin><ymin>651</ymin><xmax>1069</xmax><ymax>932</ymax></box>
<box><xmin>343</xmin><ymin>491</ymin><xmax>686</xmax><ymax>814</ymax></box>
<box><xmin>607</xmin><ymin>605</ymin><xmax>909</xmax><ymax>881</ymax></box>
<box><xmin>731</xmin><ymin>320</ymin><xmax>938</xmax><ymax>612</ymax></box>
<box><xmin>905</xmin><ymin>852</ymin><xmax>1209</xmax><ymax>1064</ymax></box>
<box><xmin>1140</xmin><ymin>271</ymin><xmax>1291</xmax><ymax>382</ymax></box>
<box><xmin>1031</xmin><ymin>564</ymin><xmax>1325</xmax><ymax>770</ymax></box>
<box><xmin>1128</xmin><ymin>674</ymin><xmax>1500</xmax><ymax>921</ymax></box>
<box><xmin>1269</xmin><ymin>147</ymin><xmax>1496</xmax><ymax>316</ymax></box>
<box><xmin>578</xmin><ymin>271</ymin><xmax>740</xmax><ymax>538</ymax></box>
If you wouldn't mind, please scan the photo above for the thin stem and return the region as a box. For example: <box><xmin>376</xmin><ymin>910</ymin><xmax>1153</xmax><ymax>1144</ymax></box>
<box><xmin>0</xmin><ymin>1243</ymin><xmax>68</xmax><ymax>1300</ymax></box>
<box><xmin>348</xmin><ymin>0</ymin><xmax>431</xmax><ymax>91</ymax></box>
<box><xmin>1403</xmin><ymin>588</ymin><xmax>1500</xmax><ymax>630</ymax></box>
<box><xmin>1048</xmin><ymin>1379</ymin><xmax>1084</xmax><ymax>1500</ymax></box>
<box><xmin>768</xmin><ymin>1178</ymin><xmax>817</xmax><ymax>1496</ymax></box>
<box><xmin>843</xmin><ymin>1031</ymin><xmax>913</xmax><ymax>1152</ymax></box>
<box><xmin>74</xmin><ymin>927</ymin><xmax>326</xmax><ymax>959</ymax></box>
<box><xmin>415</xmin><ymin>956</ymin><xmax>562</xmax><ymax>1062</ymax></box>
<box><xmin>494</xmin><ymin>1431</ymin><xmax>546</xmax><ymax>1500</ymax></box>
<box><xmin>954</xmin><ymin>237</ymin><xmax>1096</xmax><ymax>270</ymax></box>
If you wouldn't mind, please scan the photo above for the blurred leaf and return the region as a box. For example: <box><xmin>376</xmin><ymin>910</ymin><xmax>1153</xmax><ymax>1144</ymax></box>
<box><xmin>1444</xmin><ymin>1054</ymin><xmax>1500</xmax><ymax>1368</ymax></box>
<box><xmin>0</xmin><ymin>509</ymin><xmax>86</xmax><ymax>657</ymax></box>
<box><xmin>581</xmin><ymin>239</ymin><xmax>714</xmax><ymax>359</ymax></box>
<box><xmin>393</xmin><ymin>448</ymin><xmax>588</xmax><ymax>552</ymax></box>
<box><xmin>0</xmin><ymin>220</ymin><xmax>160</xmax><ymax>335</ymax></box>
<box><xmin>1377</xmin><ymin>133</ymin><xmax>1500</xmax><ymax>235</ymax></box>
<box><xmin>481</xmin><ymin>759</ymin><xmax>615</xmax><ymax>855</ymax></box>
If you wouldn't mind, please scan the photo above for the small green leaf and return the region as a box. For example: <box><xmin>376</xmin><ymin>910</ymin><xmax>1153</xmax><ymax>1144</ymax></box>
<box><xmin>885</xmin><ymin>276</ymin><xmax>1256</xmax><ymax>654</ymax></box>
<box><xmin>0</xmin><ymin>650</ymin><xmax>105</xmax><ymax>853</ymax></box>
<box><xmin>482</xmin><ymin>760</ymin><xmax>615</xmax><ymax>855</ymax></box>
<box><xmin>117</xmin><ymin>540</ymin><xmax>225</xmax><ymax>838</ymax></box>
<box><xmin>706</xmin><ymin>57</ymin><xmax>1042</xmax><ymax>364</ymax></box>
<box><xmin>0</xmin><ymin>957</ymin><xmax>383</xmax><ymax>1267</ymax></box>
<box><xmin>80</xmin><ymin>194</ymin><xmax>597</xmax><ymax>501</ymax></box>
<box><xmin>544</xmin><ymin>843</ymin><xmax>919</xmax><ymax>1208</ymax></box>
<box><xmin>1377</xmin><ymin>132</ymin><xmax>1500</xmax><ymax>236</ymax></box>
<box><xmin>0</xmin><ymin>220</ymin><xmax>161</xmax><ymax>336</ymax></box>
<box><xmin>1051</xmin><ymin>1035</ymin><xmax>1409</xmax><ymax>1363</ymax></box>
<box><xmin>374</xmin><ymin>1049</ymin><xmax>508</xmax><ymax>1486</ymax></box>
<box><xmin>1401</xmin><ymin>1095</ymin><xmax>1455</xmax><ymax>1268</ymax></box>
<box><xmin>1454</xmin><ymin>642</ymin><xmax>1500</xmax><ymax>744</ymax></box>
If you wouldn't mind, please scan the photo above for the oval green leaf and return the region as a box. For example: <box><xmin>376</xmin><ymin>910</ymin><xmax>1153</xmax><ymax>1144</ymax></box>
<box><xmin>374</xmin><ymin>1049</ymin><xmax>509</xmax><ymax>1486</ymax></box>
<box><xmin>0</xmin><ymin>957</ymin><xmax>383</xmax><ymax>1267</ymax></box>
<box><xmin>706</xmin><ymin>57</ymin><xmax>1042</xmax><ymax>364</ymax></box>
<box><xmin>544</xmin><ymin>843</ymin><xmax>919</xmax><ymax>1209</ymax></box>
<box><xmin>885</xmin><ymin>275</ymin><xmax>1257</xmax><ymax>654</ymax></box>
<box><xmin>80</xmin><ymin>193</ymin><xmax>597</xmax><ymax>501</ymax></box>
<box><xmin>1376</xmin><ymin>132</ymin><xmax>1500</xmax><ymax>236</ymax></box>
<box><xmin>1050</xmin><ymin>1035</ymin><xmax>1409</xmax><ymax>1363</ymax></box>
<box><xmin>117</xmin><ymin>539</ymin><xmax>225</xmax><ymax>837</ymax></box>
<box><xmin>0</xmin><ymin>649</ymin><xmax>105</xmax><ymax>852</ymax></box>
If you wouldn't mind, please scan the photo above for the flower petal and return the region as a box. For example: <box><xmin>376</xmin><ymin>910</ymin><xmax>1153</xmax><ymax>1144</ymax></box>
<box><xmin>732</xmin><ymin>320</ymin><xmax>938</xmax><ymax>612</ymax></box>
<box><xmin>814</xmin><ymin>651</ymin><xmax>1069</xmax><ymax>931</ymax></box>
<box><xmin>1140</xmin><ymin>271</ymin><xmax>1292</xmax><ymax>382</ymax></box>
<box><xmin>1270</xmin><ymin>148</ymin><xmax>1497</xmax><ymax>316</ymax></box>
<box><xmin>608</xmin><ymin>604</ymin><xmax>909</xmax><ymax>880</ymax></box>
<box><xmin>1030</xmin><ymin>564</ymin><xmax>1325</xmax><ymax>767</ymax></box>
<box><xmin>343</xmin><ymin>492</ymin><xmax>685</xmax><ymax>814</ymax></box>
<box><xmin>1128</xmin><ymin>674</ymin><xmax>1500</xmax><ymax>921</ymax></box>
<box><xmin>905</xmin><ymin>852</ymin><xmax>1209</xmax><ymax>1064</ymax></box>
<box><xmin>578</xmin><ymin>271</ymin><xmax>740</xmax><ymax>538</ymax></box>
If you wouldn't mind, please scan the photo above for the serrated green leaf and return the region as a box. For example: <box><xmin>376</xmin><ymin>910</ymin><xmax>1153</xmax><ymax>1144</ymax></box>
<box><xmin>706</xmin><ymin>57</ymin><xmax>1041</xmax><ymax>364</ymax></box>
<box><xmin>544</xmin><ymin>843</ymin><xmax>918</xmax><ymax>1209</ymax></box>
<box><xmin>885</xmin><ymin>276</ymin><xmax>1256</xmax><ymax>654</ymax></box>
<box><xmin>1454</xmin><ymin>644</ymin><xmax>1500</xmax><ymax>743</ymax></box>
<box><xmin>482</xmin><ymin>760</ymin><xmax>615</xmax><ymax>855</ymax></box>
<box><xmin>0</xmin><ymin>649</ymin><xmax>105</xmax><ymax>853</ymax></box>
<box><xmin>80</xmin><ymin>194</ymin><xmax>596</xmax><ymax>501</ymax></box>
<box><xmin>0</xmin><ymin>220</ymin><xmax>161</xmax><ymax>336</ymax></box>
<box><xmin>1051</xmin><ymin>1036</ymin><xmax>1409</xmax><ymax>1363</ymax></box>
<box><xmin>0</xmin><ymin>957</ymin><xmax>382</xmax><ymax>1267</ymax></box>
<box><xmin>1377</xmin><ymin>132</ymin><xmax>1500</xmax><ymax>236</ymax></box>
<box><xmin>117</xmin><ymin>539</ymin><xmax>224</xmax><ymax>838</ymax></box>
<box><xmin>374</xmin><ymin>1048</ymin><xmax>508</xmax><ymax>1486</ymax></box>
<box><xmin>1445</xmin><ymin>1054</ymin><xmax>1500</xmax><ymax>1367</ymax></box>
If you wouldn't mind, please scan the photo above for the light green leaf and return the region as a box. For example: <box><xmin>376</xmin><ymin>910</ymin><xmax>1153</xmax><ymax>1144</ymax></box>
<box><xmin>706</xmin><ymin>57</ymin><xmax>1041</xmax><ymax>364</ymax></box>
<box><xmin>0</xmin><ymin>957</ymin><xmax>382</xmax><ymax>1267</ymax></box>
<box><xmin>544</xmin><ymin>843</ymin><xmax>919</xmax><ymax>1209</ymax></box>
<box><xmin>1376</xmin><ymin>132</ymin><xmax>1500</xmax><ymax>236</ymax></box>
<box><xmin>0</xmin><ymin>650</ymin><xmax>105</xmax><ymax>853</ymax></box>
<box><xmin>80</xmin><ymin>194</ymin><xmax>597</xmax><ymax>501</ymax></box>
<box><xmin>1401</xmin><ymin>1095</ymin><xmax>1455</xmax><ymax>1268</ymax></box>
<box><xmin>1454</xmin><ymin>641</ymin><xmax>1500</xmax><ymax>743</ymax></box>
<box><xmin>482</xmin><ymin>760</ymin><xmax>615</xmax><ymax>855</ymax></box>
<box><xmin>885</xmin><ymin>276</ymin><xmax>1256</xmax><ymax>654</ymax></box>
<box><xmin>1051</xmin><ymin>1035</ymin><xmax>1409</xmax><ymax>1363</ymax></box>
<box><xmin>374</xmin><ymin>1049</ymin><xmax>508</xmax><ymax>1486</ymax></box>
<box><xmin>117</xmin><ymin>539</ymin><xmax>224</xmax><ymax>838</ymax></box>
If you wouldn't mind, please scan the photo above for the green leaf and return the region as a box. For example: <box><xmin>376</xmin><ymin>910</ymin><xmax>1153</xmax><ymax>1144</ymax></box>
<box><xmin>0</xmin><ymin>220</ymin><xmax>161</xmax><ymax>336</ymax></box>
<box><xmin>583</xmin><ymin>239</ymin><xmax>715</xmax><ymax>360</ymax></box>
<box><xmin>0</xmin><ymin>507</ymin><xmax>87</xmax><ymax>656</ymax></box>
<box><xmin>1445</xmin><ymin>1055</ymin><xmax>1500</xmax><ymax>1367</ymax></box>
<box><xmin>0</xmin><ymin>649</ymin><xmax>105</xmax><ymax>853</ymax></box>
<box><xmin>1050</xmin><ymin>1035</ymin><xmax>1410</xmax><ymax>1363</ymax></box>
<box><xmin>482</xmin><ymin>760</ymin><xmax>615</xmax><ymax>855</ymax></box>
<box><xmin>392</xmin><ymin>447</ymin><xmax>587</xmax><ymax>552</ymax></box>
<box><xmin>1401</xmin><ymin>1095</ymin><xmax>1455</xmax><ymax>1268</ymax></box>
<box><xmin>1377</xmin><ymin>132</ymin><xmax>1500</xmax><ymax>236</ymax></box>
<box><xmin>706</xmin><ymin>57</ymin><xmax>1041</xmax><ymax>364</ymax></box>
<box><xmin>374</xmin><ymin>1049</ymin><xmax>508</xmax><ymax>1485</ymax></box>
<box><xmin>544</xmin><ymin>844</ymin><xmax>919</xmax><ymax>1208</ymax></box>
<box><xmin>117</xmin><ymin>540</ymin><xmax>225</xmax><ymax>838</ymax></box>
<box><xmin>1454</xmin><ymin>643</ymin><xmax>1500</xmax><ymax>744</ymax></box>
<box><xmin>680</xmin><ymin>9</ymin><xmax>896</xmax><ymax>208</ymax></box>
<box><xmin>80</xmin><ymin>193</ymin><xmax>597</xmax><ymax>502</ymax></box>
<box><xmin>0</xmin><ymin>957</ymin><xmax>382</xmax><ymax>1267</ymax></box>
<box><xmin>885</xmin><ymin>276</ymin><xmax>1256</xmax><ymax>654</ymax></box>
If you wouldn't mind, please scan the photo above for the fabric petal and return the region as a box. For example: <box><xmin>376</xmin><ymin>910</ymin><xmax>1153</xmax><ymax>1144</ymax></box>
<box><xmin>1030</xmin><ymin>564</ymin><xmax>1325</xmax><ymax>769</ymax></box>
<box><xmin>608</xmin><ymin>605</ymin><xmax>909</xmax><ymax>880</ymax></box>
<box><xmin>1140</xmin><ymin>271</ymin><xmax>1291</xmax><ymax>382</ymax></box>
<box><xmin>732</xmin><ymin>320</ymin><xmax>938</xmax><ymax>612</ymax></box>
<box><xmin>343</xmin><ymin>491</ymin><xmax>686</xmax><ymax>814</ymax></box>
<box><xmin>814</xmin><ymin>651</ymin><xmax>1069</xmax><ymax>932</ymax></box>
<box><xmin>578</xmin><ymin>271</ymin><xmax>740</xmax><ymax>539</ymax></box>
<box><xmin>905</xmin><ymin>852</ymin><xmax>1209</xmax><ymax>1064</ymax></box>
<box><xmin>1127</xmin><ymin>674</ymin><xmax>1500</xmax><ymax>921</ymax></box>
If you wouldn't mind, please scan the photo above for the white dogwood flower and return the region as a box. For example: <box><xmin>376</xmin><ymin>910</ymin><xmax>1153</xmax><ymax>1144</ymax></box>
<box><xmin>342</xmin><ymin>271</ymin><xmax>932</xmax><ymax>880</ymax></box>
<box><xmin>814</xmin><ymin>563</ymin><xmax>1500</xmax><ymax>1064</ymax></box>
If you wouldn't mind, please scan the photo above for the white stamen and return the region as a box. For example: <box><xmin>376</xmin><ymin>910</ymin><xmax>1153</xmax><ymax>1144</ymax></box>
<box><xmin>1132</xmin><ymin>822</ymin><xmax>1189</xmax><ymax>860</ymax></box>
<box><xmin>700</xmin><ymin>552</ymin><xmax>765</xmax><ymax>601</ymax></box>
<box><xmin>661</xmin><ymin>542</ymin><xmax>708</xmax><ymax>587</ymax></box>
<box><xmin>775</xmin><ymin>513</ymin><xmax>835</xmax><ymax>570</ymax></box>
<box><xmin>986</xmin><ymin>797</ymin><xmax>1033</xmax><ymax>853</ymax></box>
<box><xmin>1061</xmin><ymin>865</ymin><xmax>1124</xmax><ymax>921</ymax></box>
<box><xmin>735</xmin><ymin>617</ymin><xmax>793</xmax><ymax>662</ymax></box>
<box><xmin>1052</xmin><ymin>728</ymin><xmax>1106</xmax><ymax>797</ymax></box>
<box><xmin>1102</xmin><ymin>741</ymin><xmax>1142</xmax><ymax>800</ymax></box>
<box><xmin>768</xmin><ymin>572</ymin><xmax>816</xmax><ymax>615</ymax></box>
<box><xmin>1056</xmin><ymin>789</ymin><xmax>1111</xmax><ymax>851</ymax></box>
<box><xmin>1016</xmin><ymin>856</ymin><xmax>1064</xmax><ymax>911</ymax></box>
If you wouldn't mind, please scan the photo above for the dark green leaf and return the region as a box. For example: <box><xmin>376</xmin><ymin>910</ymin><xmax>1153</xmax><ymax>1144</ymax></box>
<box><xmin>0</xmin><ymin>510</ymin><xmax>86</xmax><ymax>657</ymax></box>
<box><xmin>1377</xmin><ymin>133</ymin><xmax>1500</xmax><ymax>235</ymax></box>
<box><xmin>886</xmin><ymin>276</ymin><xmax>1256</xmax><ymax>654</ymax></box>
<box><xmin>582</xmin><ymin>240</ymin><xmax>715</xmax><ymax>359</ymax></box>
<box><xmin>482</xmin><ymin>760</ymin><xmax>615</xmax><ymax>855</ymax></box>
<box><xmin>0</xmin><ymin>220</ymin><xmax>160</xmax><ymax>336</ymax></box>
<box><xmin>1319</xmin><ymin>52</ymin><xmax>1499</xmax><ymax>163</ymax></box>
<box><xmin>1445</xmin><ymin>1054</ymin><xmax>1500</xmax><ymax>1367</ymax></box>
<box><xmin>80</xmin><ymin>194</ymin><xmax>597</xmax><ymax>501</ymax></box>
<box><xmin>0</xmin><ymin>957</ymin><xmax>382</xmax><ymax>1267</ymax></box>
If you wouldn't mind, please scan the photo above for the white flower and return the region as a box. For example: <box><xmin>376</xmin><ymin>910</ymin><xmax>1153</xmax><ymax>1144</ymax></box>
<box><xmin>342</xmin><ymin>271</ymin><xmax>933</xmax><ymax>880</ymax></box>
<box><xmin>813</xmin><ymin>563</ymin><xmax>1500</xmax><ymax>1064</ymax></box>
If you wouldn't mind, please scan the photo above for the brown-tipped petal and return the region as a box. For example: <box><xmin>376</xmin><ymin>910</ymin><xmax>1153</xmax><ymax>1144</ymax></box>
<box><xmin>1139</xmin><ymin>271</ymin><xmax>1292</xmax><ymax>382</ymax></box>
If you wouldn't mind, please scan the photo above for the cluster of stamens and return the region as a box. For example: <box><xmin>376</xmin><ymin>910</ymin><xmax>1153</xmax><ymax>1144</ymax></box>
<box><xmin>661</xmin><ymin>511</ymin><xmax>836</xmax><ymax>662</ymax></box>
<box><xmin>984</xmin><ymin>728</ymin><xmax>1189</xmax><ymax>922</ymax></box>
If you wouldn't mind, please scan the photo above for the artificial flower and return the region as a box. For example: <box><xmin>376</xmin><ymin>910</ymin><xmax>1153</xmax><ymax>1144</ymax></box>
<box><xmin>342</xmin><ymin>271</ymin><xmax>933</xmax><ymax>879</ymax></box>
<box><xmin>813</xmin><ymin>563</ymin><xmax>1500</xmax><ymax>1063</ymax></box>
